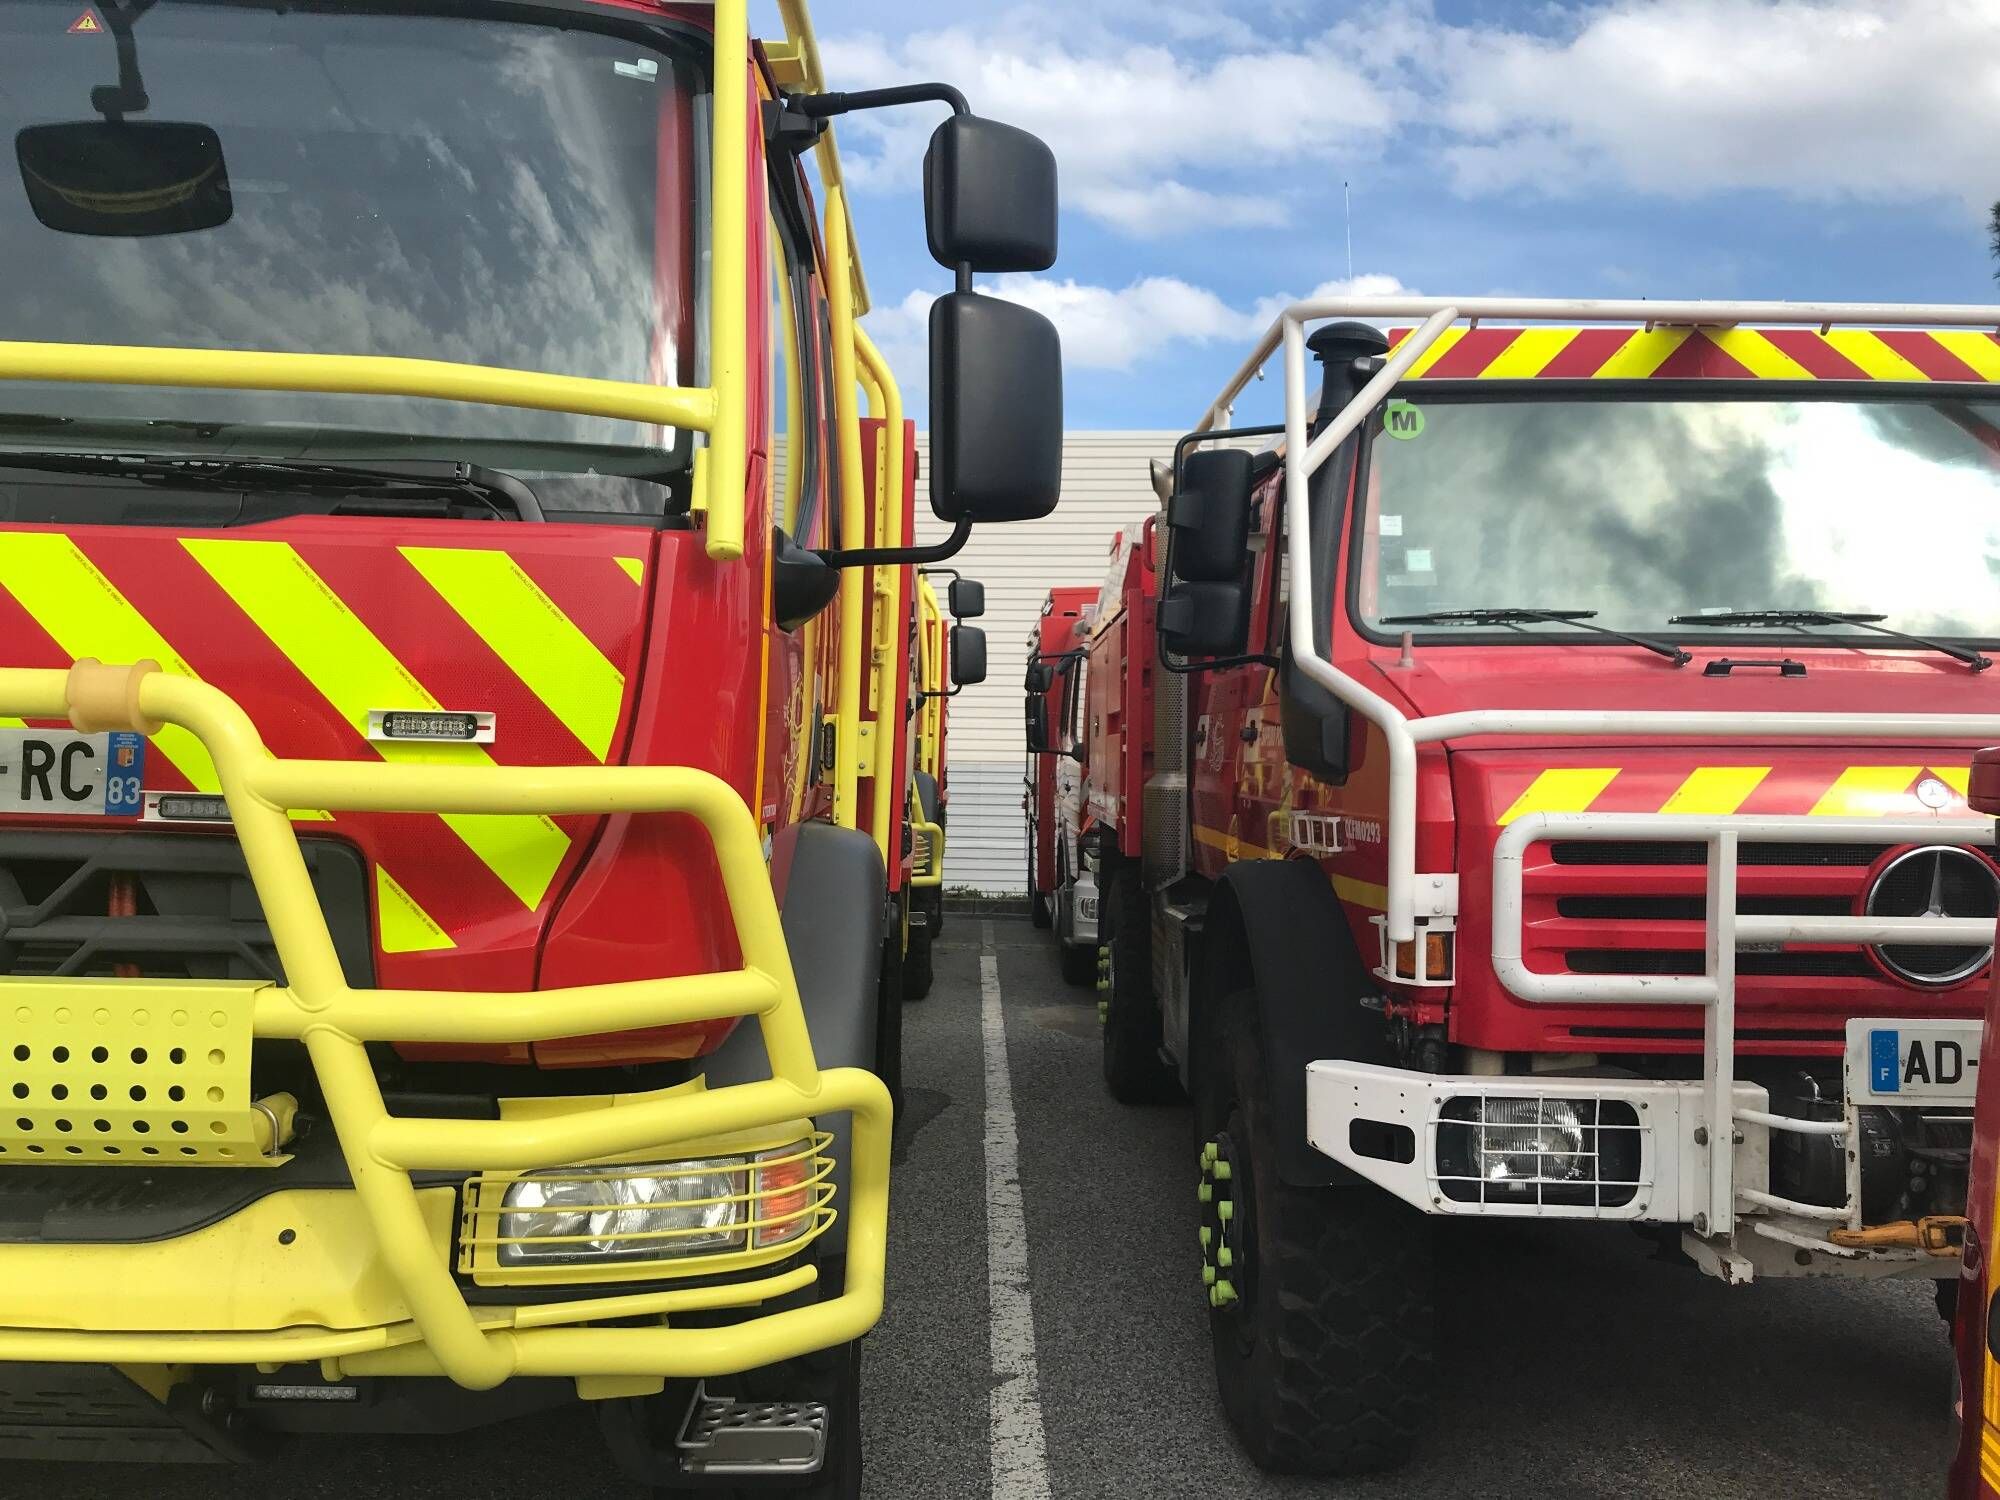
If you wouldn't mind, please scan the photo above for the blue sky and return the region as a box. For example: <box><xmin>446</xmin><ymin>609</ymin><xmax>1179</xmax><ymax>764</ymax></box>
<box><xmin>769</xmin><ymin>0</ymin><xmax>2000</xmax><ymax>430</ymax></box>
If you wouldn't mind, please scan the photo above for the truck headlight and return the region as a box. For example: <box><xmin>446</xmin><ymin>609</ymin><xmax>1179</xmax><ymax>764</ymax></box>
<box><xmin>499</xmin><ymin>1157</ymin><xmax>750</xmax><ymax>1264</ymax></box>
<box><xmin>1435</xmin><ymin>1096</ymin><xmax>1641</xmax><ymax>1209</ymax></box>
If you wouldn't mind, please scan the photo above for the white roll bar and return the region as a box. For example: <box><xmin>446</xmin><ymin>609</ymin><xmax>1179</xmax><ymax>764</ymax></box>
<box><xmin>1198</xmin><ymin>297</ymin><xmax>2000</xmax><ymax>942</ymax></box>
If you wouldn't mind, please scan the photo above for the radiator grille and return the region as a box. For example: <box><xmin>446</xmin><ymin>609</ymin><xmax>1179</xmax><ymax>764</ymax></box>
<box><xmin>0</xmin><ymin>830</ymin><xmax>372</xmax><ymax>986</ymax></box>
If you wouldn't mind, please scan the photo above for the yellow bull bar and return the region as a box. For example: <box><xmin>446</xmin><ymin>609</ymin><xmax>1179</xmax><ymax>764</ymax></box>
<box><xmin>0</xmin><ymin>662</ymin><xmax>891</xmax><ymax>1389</ymax></box>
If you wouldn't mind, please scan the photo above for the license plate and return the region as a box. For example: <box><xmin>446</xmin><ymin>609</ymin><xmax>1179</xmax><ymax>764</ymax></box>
<box><xmin>0</xmin><ymin>728</ymin><xmax>146</xmax><ymax>818</ymax></box>
<box><xmin>1846</xmin><ymin>1017</ymin><xmax>1981</xmax><ymax>1105</ymax></box>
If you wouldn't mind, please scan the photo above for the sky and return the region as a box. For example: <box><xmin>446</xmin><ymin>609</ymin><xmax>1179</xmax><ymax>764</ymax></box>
<box><xmin>772</xmin><ymin>0</ymin><xmax>2000</xmax><ymax>429</ymax></box>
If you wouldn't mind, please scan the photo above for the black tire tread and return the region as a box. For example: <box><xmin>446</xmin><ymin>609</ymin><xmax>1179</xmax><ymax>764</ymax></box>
<box><xmin>1101</xmin><ymin>861</ymin><xmax>1179</xmax><ymax>1103</ymax></box>
<box><xmin>904</xmin><ymin>923</ymin><xmax>934</xmax><ymax>1001</ymax></box>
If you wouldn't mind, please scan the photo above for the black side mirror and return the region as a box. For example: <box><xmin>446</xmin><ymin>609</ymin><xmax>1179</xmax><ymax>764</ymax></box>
<box><xmin>1024</xmin><ymin>661</ymin><xmax>1052</xmax><ymax>694</ymax></box>
<box><xmin>930</xmin><ymin>293</ymin><xmax>1061</xmax><ymax>523</ymax></box>
<box><xmin>924</xmin><ymin>115</ymin><xmax>1057</xmax><ymax>272</ymax></box>
<box><xmin>951</xmin><ymin>624</ymin><xmax>988</xmax><ymax>686</ymax></box>
<box><xmin>948</xmin><ymin>578</ymin><xmax>986</xmax><ymax>619</ymax></box>
<box><xmin>18</xmin><ymin>121</ymin><xmax>232</xmax><ymax>237</ymax></box>
<box><xmin>771</xmin><ymin>526</ymin><xmax>840</xmax><ymax>631</ymax></box>
<box><xmin>1166</xmin><ymin>449</ymin><xmax>1254</xmax><ymax>583</ymax></box>
<box><xmin>1026</xmin><ymin>695</ymin><xmax>1051</xmax><ymax>754</ymax></box>
<box><xmin>1157</xmin><ymin>581</ymin><xmax>1253</xmax><ymax>659</ymax></box>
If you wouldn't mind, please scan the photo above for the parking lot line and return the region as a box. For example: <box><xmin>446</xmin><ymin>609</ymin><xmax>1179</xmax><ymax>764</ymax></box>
<box><xmin>981</xmin><ymin>919</ymin><xmax>1053</xmax><ymax>1500</ymax></box>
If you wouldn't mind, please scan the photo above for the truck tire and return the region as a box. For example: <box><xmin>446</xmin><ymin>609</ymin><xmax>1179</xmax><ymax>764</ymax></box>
<box><xmin>1101</xmin><ymin>861</ymin><xmax>1179</xmax><ymax>1103</ymax></box>
<box><xmin>875</xmin><ymin>899</ymin><xmax>905</xmax><ymax>1116</ymax></box>
<box><xmin>904</xmin><ymin>922</ymin><xmax>935</xmax><ymax>1001</ymax></box>
<box><xmin>1058</xmin><ymin>931</ymin><xmax>1096</xmax><ymax>987</ymax></box>
<box><xmin>1030</xmin><ymin>890</ymin><xmax>1052</xmax><ymax>929</ymax></box>
<box><xmin>1195</xmin><ymin>988</ymin><xmax>1434</xmax><ymax>1476</ymax></box>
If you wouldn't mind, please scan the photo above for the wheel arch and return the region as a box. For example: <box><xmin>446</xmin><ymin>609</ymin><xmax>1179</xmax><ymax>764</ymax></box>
<box><xmin>1193</xmin><ymin>858</ymin><xmax>1391</xmax><ymax>1189</ymax></box>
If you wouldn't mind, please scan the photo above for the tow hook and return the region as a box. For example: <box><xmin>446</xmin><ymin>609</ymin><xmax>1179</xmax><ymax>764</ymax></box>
<box><xmin>1198</xmin><ymin>1137</ymin><xmax>1240</xmax><ymax>1309</ymax></box>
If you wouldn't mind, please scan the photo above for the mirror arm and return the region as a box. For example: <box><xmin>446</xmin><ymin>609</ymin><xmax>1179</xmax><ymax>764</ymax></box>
<box><xmin>788</xmin><ymin>83</ymin><xmax>970</xmax><ymax>120</ymax></box>
<box><xmin>818</xmin><ymin>515</ymin><xmax>970</xmax><ymax>569</ymax></box>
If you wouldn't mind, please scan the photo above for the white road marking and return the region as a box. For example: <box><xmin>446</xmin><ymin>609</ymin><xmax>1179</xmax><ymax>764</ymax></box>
<box><xmin>981</xmin><ymin>918</ymin><xmax>1054</xmax><ymax>1500</ymax></box>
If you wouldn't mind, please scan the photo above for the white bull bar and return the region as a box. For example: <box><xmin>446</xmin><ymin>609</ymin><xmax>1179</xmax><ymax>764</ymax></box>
<box><xmin>1308</xmin><ymin>812</ymin><xmax>1994</xmax><ymax>1276</ymax></box>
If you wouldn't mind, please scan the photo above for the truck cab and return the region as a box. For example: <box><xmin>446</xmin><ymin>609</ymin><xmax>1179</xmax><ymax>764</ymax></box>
<box><xmin>0</xmin><ymin>0</ymin><xmax>1064</xmax><ymax>1487</ymax></box>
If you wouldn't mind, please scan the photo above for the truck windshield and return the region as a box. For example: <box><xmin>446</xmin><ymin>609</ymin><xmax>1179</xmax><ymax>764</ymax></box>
<box><xmin>1352</xmin><ymin>394</ymin><xmax>2000</xmax><ymax>642</ymax></box>
<box><xmin>0</xmin><ymin>0</ymin><xmax>707</xmax><ymax>492</ymax></box>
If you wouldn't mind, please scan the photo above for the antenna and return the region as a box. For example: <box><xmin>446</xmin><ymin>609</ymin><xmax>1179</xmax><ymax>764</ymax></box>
<box><xmin>1343</xmin><ymin>180</ymin><xmax>1354</xmax><ymax>285</ymax></box>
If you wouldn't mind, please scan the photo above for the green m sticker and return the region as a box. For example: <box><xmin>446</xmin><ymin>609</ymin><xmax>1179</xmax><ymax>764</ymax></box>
<box><xmin>1383</xmin><ymin>401</ymin><xmax>1425</xmax><ymax>440</ymax></box>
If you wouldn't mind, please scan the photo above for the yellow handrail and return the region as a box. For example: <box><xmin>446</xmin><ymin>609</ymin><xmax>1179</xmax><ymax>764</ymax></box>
<box><xmin>855</xmin><ymin>326</ymin><xmax>905</xmax><ymax>862</ymax></box>
<box><xmin>0</xmin><ymin>663</ymin><xmax>890</xmax><ymax>1387</ymax></box>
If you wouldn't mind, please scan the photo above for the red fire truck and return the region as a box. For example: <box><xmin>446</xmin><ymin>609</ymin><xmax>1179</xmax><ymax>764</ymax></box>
<box><xmin>0</xmin><ymin>0</ymin><xmax>1063</xmax><ymax>1489</ymax></box>
<box><xmin>1025</xmin><ymin>586</ymin><xmax>1096</xmax><ymax>961</ymax></box>
<box><xmin>1089</xmin><ymin>298</ymin><xmax>2000</xmax><ymax>1475</ymax></box>
<box><xmin>904</xmin><ymin>569</ymin><xmax>987</xmax><ymax>1000</ymax></box>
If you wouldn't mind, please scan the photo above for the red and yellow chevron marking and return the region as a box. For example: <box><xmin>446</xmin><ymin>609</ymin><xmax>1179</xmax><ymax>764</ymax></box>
<box><xmin>0</xmin><ymin>529</ymin><xmax>647</xmax><ymax>954</ymax></box>
<box><xmin>1497</xmin><ymin>764</ymin><xmax>1983</xmax><ymax>824</ymax></box>
<box><xmin>1386</xmin><ymin>326</ymin><xmax>2000</xmax><ymax>383</ymax></box>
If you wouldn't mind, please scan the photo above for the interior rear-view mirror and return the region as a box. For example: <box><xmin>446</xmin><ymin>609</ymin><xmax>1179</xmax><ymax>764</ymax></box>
<box><xmin>930</xmin><ymin>293</ymin><xmax>1061</xmax><ymax>523</ymax></box>
<box><xmin>951</xmin><ymin>624</ymin><xmax>988</xmax><ymax>686</ymax></box>
<box><xmin>924</xmin><ymin>115</ymin><xmax>1057</xmax><ymax>273</ymax></box>
<box><xmin>17</xmin><ymin>121</ymin><xmax>232</xmax><ymax>237</ymax></box>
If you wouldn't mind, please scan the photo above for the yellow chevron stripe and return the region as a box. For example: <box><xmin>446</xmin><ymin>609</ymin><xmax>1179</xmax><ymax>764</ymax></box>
<box><xmin>400</xmin><ymin>547</ymin><xmax>625</xmax><ymax>763</ymax></box>
<box><xmin>1401</xmin><ymin>326</ymin><xmax>1467</xmax><ymax>378</ymax></box>
<box><xmin>1810</xmin><ymin>765</ymin><xmax>1922</xmax><ymax>816</ymax></box>
<box><xmin>1932</xmin><ymin>766</ymin><xmax>1971</xmax><ymax>799</ymax></box>
<box><xmin>615</xmin><ymin>556</ymin><xmax>645</xmax><ymax>585</ymax></box>
<box><xmin>1479</xmin><ymin>328</ymin><xmax>1578</xmax><ymax>379</ymax></box>
<box><xmin>1660</xmin><ymin>766</ymin><xmax>1770</xmax><ymax>816</ymax></box>
<box><xmin>1822</xmin><ymin>330</ymin><xmax>1928</xmax><ymax>382</ymax></box>
<box><xmin>0</xmin><ymin>533</ymin><xmax>218</xmax><ymax>791</ymax></box>
<box><xmin>1931</xmin><ymin>331</ymin><xmax>2000</xmax><ymax>381</ymax></box>
<box><xmin>375</xmin><ymin>866</ymin><xmax>455</xmax><ymax>953</ymax></box>
<box><xmin>1708</xmin><ymin>330</ymin><xmax>1814</xmax><ymax>381</ymax></box>
<box><xmin>183</xmin><ymin>538</ymin><xmax>570</xmax><ymax>910</ymax></box>
<box><xmin>0</xmin><ymin>717</ymin><xmax>22</xmax><ymax>729</ymax></box>
<box><xmin>1590</xmin><ymin>329</ymin><xmax>1689</xmax><ymax>379</ymax></box>
<box><xmin>1497</xmin><ymin>768</ymin><xmax>1619</xmax><ymax>826</ymax></box>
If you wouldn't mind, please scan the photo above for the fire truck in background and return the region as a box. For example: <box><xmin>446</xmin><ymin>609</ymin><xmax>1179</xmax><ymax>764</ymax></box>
<box><xmin>903</xmin><ymin>568</ymin><xmax>987</xmax><ymax>1000</ymax></box>
<box><xmin>1024</xmin><ymin>587</ymin><xmax>1095</xmax><ymax>937</ymax></box>
<box><xmin>0</xmin><ymin>0</ymin><xmax>1063</xmax><ymax>1489</ymax></box>
<box><xmin>1952</xmin><ymin>747</ymin><xmax>2000</xmax><ymax>1496</ymax></box>
<box><xmin>1086</xmin><ymin>298</ymin><xmax>2000</xmax><ymax>1475</ymax></box>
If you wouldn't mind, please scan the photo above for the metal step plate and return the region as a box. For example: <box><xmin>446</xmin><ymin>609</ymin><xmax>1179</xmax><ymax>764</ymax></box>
<box><xmin>676</xmin><ymin>1381</ymin><xmax>827</xmax><ymax>1476</ymax></box>
<box><xmin>0</xmin><ymin>1364</ymin><xmax>235</xmax><ymax>1464</ymax></box>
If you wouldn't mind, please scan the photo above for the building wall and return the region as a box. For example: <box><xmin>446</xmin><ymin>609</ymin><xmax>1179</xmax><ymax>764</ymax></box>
<box><xmin>913</xmin><ymin>432</ymin><xmax>1177</xmax><ymax>893</ymax></box>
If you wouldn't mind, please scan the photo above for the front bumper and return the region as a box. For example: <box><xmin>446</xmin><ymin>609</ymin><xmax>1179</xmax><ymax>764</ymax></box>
<box><xmin>0</xmin><ymin>664</ymin><xmax>890</xmax><ymax>1387</ymax></box>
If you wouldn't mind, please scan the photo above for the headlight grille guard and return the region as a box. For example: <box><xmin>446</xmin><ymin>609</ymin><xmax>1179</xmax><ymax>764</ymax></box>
<box><xmin>0</xmin><ymin>663</ymin><xmax>891</xmax><ymax>1388</ymax></box>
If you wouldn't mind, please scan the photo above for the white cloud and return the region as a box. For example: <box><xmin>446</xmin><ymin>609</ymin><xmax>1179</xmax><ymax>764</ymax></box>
<box><xmin>823</xmin><ymin>0</ymin><xmax>2000</xmax><ymax>227</ymax></box>
<box><xmin>1412</xmin><ymin>0</ymin><xmax>2000</xmax><ymax>207</ymax></box>
<box><xmin>864</xmin><ymin>272</ymin><xmax>1417</xmax><ymax>393</ymax></box>
<box><xmin>820</xmin><ymin>25</ymin><xmax>1400</xmax><ymax>235</ymax></box>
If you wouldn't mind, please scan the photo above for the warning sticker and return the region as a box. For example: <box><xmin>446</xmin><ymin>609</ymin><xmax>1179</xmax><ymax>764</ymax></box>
<box><xmin>68</xmin><ymin>9</ymin><xmax>102</xmax><ymax>31</ymax></box>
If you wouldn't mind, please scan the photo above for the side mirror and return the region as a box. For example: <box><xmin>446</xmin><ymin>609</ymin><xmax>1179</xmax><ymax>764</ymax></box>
<box><xmin>951</xmin><ymin>624</ymin><xmax>988</xmax><ymax>686</ymax></box>
<box><xmin>1024</xmin><ymin>661</ymin><xmax>1053</xmax><ymax>694</ymax></box>
<box><xmin>930</xmin><ymin>293</ymin><xmax>1061</xmax><ymax>523</ymax></box>
<box><xmin>1165</xmin><ymin>448</ymin><xmax>1254</xmax><ymax>583</ymax></box>
<box><xmin>771</xmin><ymin>527</ymin><xmax>840</xmax><ymax>631</ymax></box>
<box><xmin>17</xmin><ymin>121</ymin><xmax>233</xmax><ymax>237</ymax></box>
<box><xmin>1158</xmin><ymin>580</ymin><xmax>1252</xmax><ymax>659</ymax></box>
<box><xmin>1025</xmin><ymin>696</ymin><xmax>1051</xmax><ymax>754</ymax></box>
<box><xmin>948</xmin><ymin>578</ymin><xmax>986</xmax><ymax>619</ymax></box>
<box><xmin>924</xmin><ymin>115</ymin><xmax>1057</xmax><ymax>272</ymax></box>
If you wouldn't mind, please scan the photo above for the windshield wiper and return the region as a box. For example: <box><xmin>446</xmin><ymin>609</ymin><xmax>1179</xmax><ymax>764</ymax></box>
<box><xmin>0</xmin><ymin>452</ymin><xmax>540</xmax><ymax>520</ymax></box>
<box><xmin>1379</xmin><ymin>607</ymin><xmax>1691</xmax><ymax>666</ymax></box>
<box><xmin>1666</xmin><ymin>610</ymin><xmax>1991</xmax><ymax>673</ymax></box>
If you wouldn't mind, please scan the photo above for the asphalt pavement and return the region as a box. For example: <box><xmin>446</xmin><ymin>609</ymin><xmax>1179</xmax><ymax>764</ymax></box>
<box><xmin>3</xmin><ymin>915</ymin><xmax>1959</xmax><ymax>1498</ymax></box>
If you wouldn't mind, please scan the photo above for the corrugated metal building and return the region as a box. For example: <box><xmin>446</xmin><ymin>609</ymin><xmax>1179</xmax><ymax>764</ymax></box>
<box><xmin>912</xmin><ymin>432</ymin><xmax>1176</xmax><ymax>894</ymax></box>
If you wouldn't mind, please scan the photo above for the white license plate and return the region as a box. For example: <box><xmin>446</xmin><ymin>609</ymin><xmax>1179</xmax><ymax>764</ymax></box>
<box><xmin>1846</xmin><ymin>1017</ymin><xmax>1981</xmax><ymax>1106</ymax></box>
<box><xmin>0</xmin><ymin>728</ymin><xmax>146</xmax><ymax>818</ymax></box>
